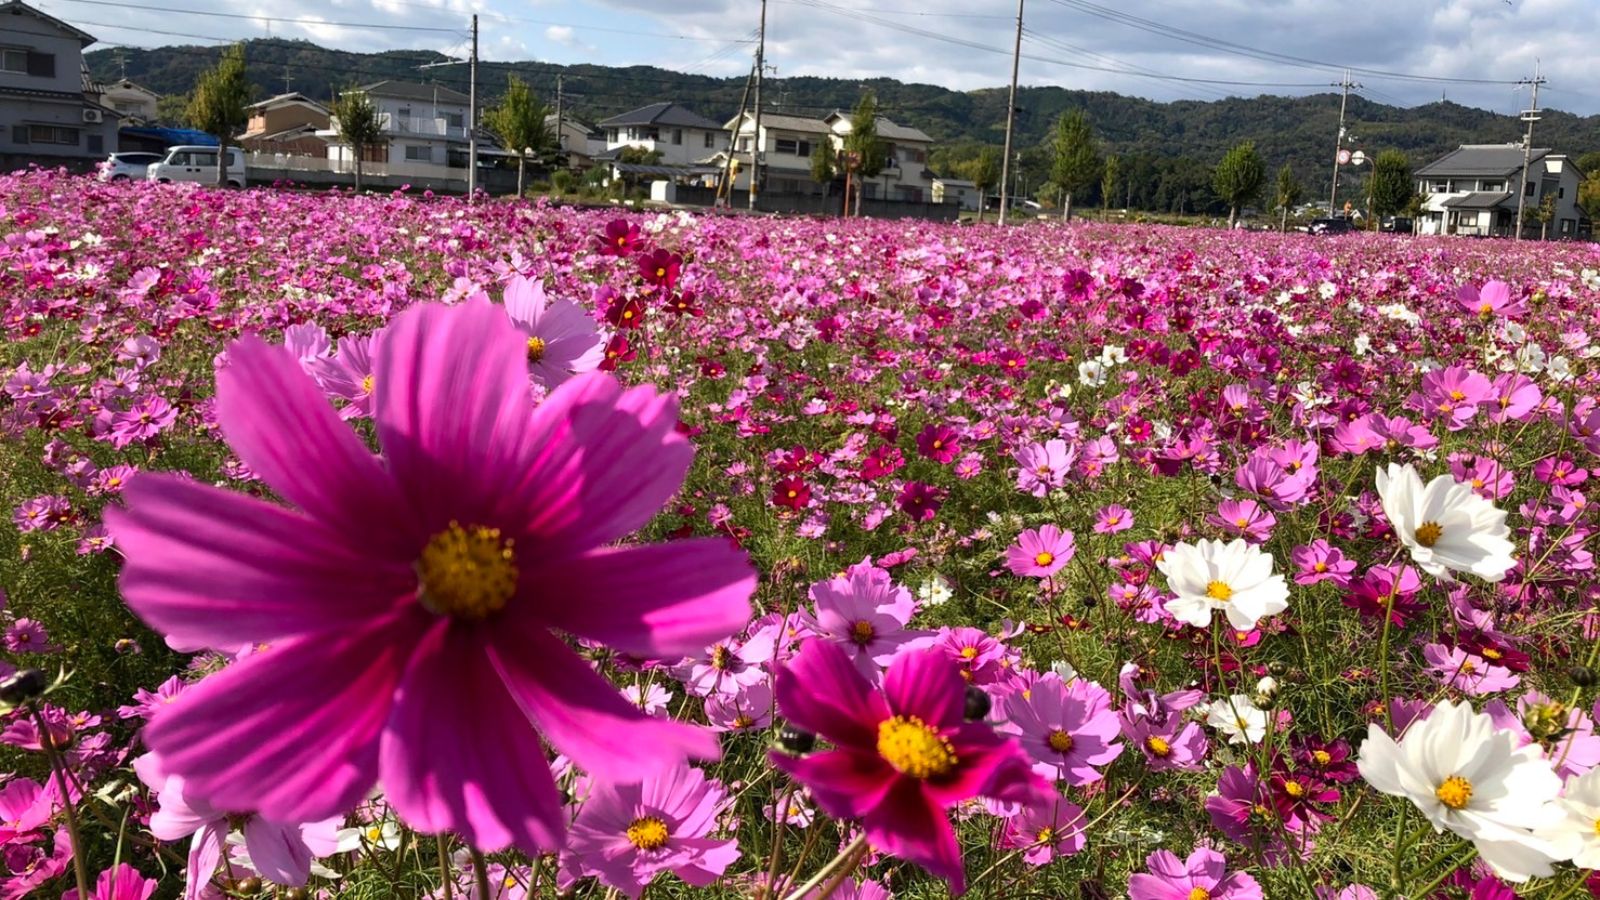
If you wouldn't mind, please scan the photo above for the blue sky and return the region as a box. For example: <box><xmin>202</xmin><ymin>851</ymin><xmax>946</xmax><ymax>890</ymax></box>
<box><xmin>51</xmin><ymin>0</ymin><xmax>1600</xmax><ymax>115</ymax></box>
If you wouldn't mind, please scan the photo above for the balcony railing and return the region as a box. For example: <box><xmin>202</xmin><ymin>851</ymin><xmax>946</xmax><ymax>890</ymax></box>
<box><xmin>378</xmin><ymin>114</ymin><xmax>466</xmax><ymax>139</ymax></box>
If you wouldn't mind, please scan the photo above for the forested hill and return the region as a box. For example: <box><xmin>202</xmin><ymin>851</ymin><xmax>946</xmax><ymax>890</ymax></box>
<box><xmin>88</xmin><ymin>38</ymin><xmax>1600</xmax><ymax>213</ymax></box>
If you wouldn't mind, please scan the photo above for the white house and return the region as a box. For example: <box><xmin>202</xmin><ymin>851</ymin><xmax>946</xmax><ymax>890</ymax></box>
<box><xmin>718</xmin><ymin>111</ymin><xmax>833</xmax><ymax>195</ymax></box>
<box><xmin>824</xmin><ymin>111</ymin><xmax>936</xmax><ymax>203</ymax></box>
<box><xmin>1415</xmin><ymin>143</ymin><xmax>1589</xmax><ymax>239</ymax></box>
<box><xmin>546</xmin><ymin>112</ymin><xmax>605</xmax><ymax>169</ymax></box>
<box><xmin>323</xmin><ymin>80</ymin><xmax>471</xmax><ymax>169</ymax></box>
<box><xmin>0</xmin><ymin>0</ymin><xmax>122</xmax><ymax>165</ymax></box>
<box><xmin>597</xmin><ymin>101</ymin><xmax>725</xmax><ymax>168</ymax></box>
<box><xmin>99</xmin><ymin>77</ymin><xmax>158</xmax><ymax>124</ymax></box>
<box><xmin>932</xmin><ymin>177</ymin><xmax>978</xmax><ymax>210</ymax></box>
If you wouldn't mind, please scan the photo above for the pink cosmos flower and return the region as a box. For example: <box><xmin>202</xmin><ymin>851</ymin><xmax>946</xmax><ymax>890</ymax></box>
<box><xmin>1004</xmin><ymin>525</ymin><xmax>1076</xmax><ymax>578</ymax></box>
<box><xmin>1291</xmin><ymin>540</ymin><xmax>1356</xmax><ymax>587</ymax></box>
<box><xmin>1209</xmin><ymin>498</ymin><xmax>1276</xmax><ymax>543</ymax></box>
<box><xmin>499</xmin><ymin>275</ymin><xmax>606</xmax><ymax>389</ymax></box>
<box><xmin>769</xmin><ymin>640</ymin><xmax>1050</xmax><ymax>893</ymax></box>
<box><xmin>1094</xmin><ymin>504</ymin><xmax>1133</xmax><ymax>534</ymax></box>
<box><xmin>804</xmin><ymin>559</ymin><xmax>924</xmax><ymax>678</ymax></box>
<box><xmin>1484</xmin><ymin>372</ymin><xmax>1541</xmax><ymax>424</ymax></box>
<box><xmin>931</xmin><ymin>626</ymin><xmax>1010</xmax><ymax>685</ymax></box>
<box><xmin>1120</xmin><ymin>712</ymin><xmax>1207</xmax><ymax>772</ymax></box>
<box><xmin>915</xmin><ymin>424</ymin><xmax>961</xmax><ymax>464</ymax></box>
<box><xmin>133</xmin><ymin>753</ymin><xmax>340</xmax><ymax>899</ymax></box>
<box><xmin>704</xmin><ymin>682</ymin><xmax>774</xmax><ymax>733</ymax></box>
<box><xmin>897</xmin><ymin>481</ymin><xmax>943</xmax><ymax>522</ymax></box>
<box><xmin>281</xmin><ymin>322</ymin><xmax>331</xmax><ymax>366</ymax></box>
<box><xmin>107</xmin><ymin>395</ymin><xmax>178</xmax><ymax>448</ymax></box>
<box><xmin>1485</xmin><ymin>691</ymin><xmax>1600</xmax><ymax>781</ymax></box>
<box><xmin>558</xmin><ymin>764</ymin><xmax>739</xmax><ymax>899</ymax></box>
<box><xmin>1457</xmin><ymin>279</ymin><xmax>1526</xmax><ymax>320</ymax></box>
<box><xmin>0</xmin><ymin>778</ymin><xmax>64</xmax><ymax>845</ymax></box>
<box><xmin>1423</xmin><ymin>643</ymin><xmax>1519</xmax><ymax>695</ymax></box>
<box><xmin>106</xmin><ymin>300</ymin><xmax>755</xmax><ymax>854</ymax></box>
<box><xmin>1414</xmin><ymin>365</ymin><xmax>1493</xmax><ymax>431</ymax></box>
<box><xmin>1129</xmin><ymin>847</ymin><xmax>1263</xmax><ymax>900</ymax></box>
<box><xmin>0</xmin><ymin>827</ymin><xmax>72</xmax><ymax>900</ymax></box>
<box><xmin>117</xmin><ymin>675</ymin><xmax>187</xmax><ymax>721</ymax></box>
<box><xmin>1000</xmin><ymin>673</ymin><xmax>1123</xmax><ymax>785</ymax></box>
<box><xmin>62</xmin><ymin>863</ymin><xmax>158</xmax><ymax>900</ymax></box>
<box><xmin>999</xmin><ymin>799</ymin><xmax>1087</xmax><ymax>865</ymax></box>
<box><xmin>675</xmin><ymin>633</ymin><xmax>774</xmax><ymax>698</ymax></box>
<box><xmin>1013</xmin><ymin>439</ymin><xmax>1075</xmax><ymax>497</ymax></box>
<box><xmin>1342</xmin><ymin>564</ymin><xmax>1427</xmax><ymax>627</ymax></box>
<box><xmin>307</xmin><ymin>333</ymin><xmax>378</xmax><ymax>420</ymax></box>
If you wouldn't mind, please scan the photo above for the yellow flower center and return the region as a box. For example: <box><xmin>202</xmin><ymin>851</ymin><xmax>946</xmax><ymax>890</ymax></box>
<box><xmin>366</xmin><ymin>827</ymin><xmax>383</xmax><ymax>842</ymax></box>
<box><xmin>851</xmin><ymin>620</ymin><xmax>874</xmax><ymax>645</ymax></box>
<box><xmin>877</xmin><ymin>715</ymin><xmax>957</xmax><ymax>779</ymax></box>
<box><xmin>1449</xmin><ymin>389</ymin><xmax>1466</xmax><ymax>402</ymax></box>
<box><xmin>1034</xmin><ymin>551</ymin><xmax>1055</xmax><ymax>567</ymax></box>
<box><xmin>1592</xmin><ymin>817</ymin><xmax>1600</xmax><ymax>837</ymax></box>
<box><xmin>1313</xmin><ymin>561</ymin><xmax>1327</xmax><ymax>573</ymax></box>
<box><xmin>1234</xmin><ymin>517</ymin><xmax>1248</xmax><ymax>528</ymax></box>
<box><xmin>655</xmin><ymin>266</ymin><xmax>667</xmax><ymax>278</ymax></box>
<box><xmin>710</xmin><ymin>644</ymin><xmax>732</xmax><ymax>670</ymax></box>
<box><xmin>1435</xmin><ymin>775</ymin><xmax>1473</xmax><ymax>810</ymax></box>
<box><xmin>416</xmin><ymin>522</ymin><xmax>516</xmax><ymax>620</ymax></box>
<box><xmin>625</xmin><ymin>816</ymin><xmax>670</xmax><ymax>851</ymax></box>
<box><xmin>1311</xmin><ymin>749</ymin><xmax>1332</xmax><ymax>766</ymax></box>
<box><xmin>1145</xmin><ymin>735</ymin><xmax>1172</xmax><ymax>757</ymax></box>
<box><xmin>1036</xmin><ymin>826</ymin><xmax>1055</xmax><ymax>844</ymax></box>
<box><xmin>1206</xmin><ymin>581</ymin><xmax>1234</xmax><ymax>602</ymax></box>
<box><xmin>1414</xmin><ymin>521</ymin><xmax>1443</xmax><ymax>547</ymax></box>
<box><xmin>526</xmin><ymin>335</ymin><xmax>547</xmax><ymax>362</ymax></box>
<box><xmin>960</xmin><ymin>646</ymin><xmax>978</xmax><ymax>660</ymax></box>
<box><xmin>1047</xmin><ymin>730</ymin><xmax>1074</xmax><ymax>753</ymax></box>
<box><xmin>1189</xmin><ymin>890</ymin><xmax>1212</xmax><ymax>900</ymax></box>
<box><xmin>361</xmin><ymin>374</ymin><xmax>375</xmax><ymax>394</ymax></box>
<box><xmin>932</xmin><ymin>439</ymin><xmax>943</xmax><ymax>449</ymax></box>
<box><xmin>1283</xmin><ymin>781</ymin><xmax>1304</xmax><ymax>798</ymax></box>
<box><xmin>733</xmin><ymin>714</ymin><xmax>755</xmax><ymax>729</ymax></box>
<box><xmin>1482</xmin><ymin>647</ymin><xmax>1502</xmax><ymax>660</ymax></box>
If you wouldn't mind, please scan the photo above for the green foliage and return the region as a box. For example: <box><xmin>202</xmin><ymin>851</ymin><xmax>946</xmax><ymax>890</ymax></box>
<box><xmin>549</xmin><ymin>169</ymin><xmax>573</xmax><ymax>195</ymax></box>
<box><xmin>1580</xmin><ymin>175</ymin><xmax>1600</xmax><ymax>220</ymax></box>
<box><xmin>809</xmin><ymin>142</ymin><xmax>835</xmax><ymax>185</ymax></box>
<box><xmin>153</xmin><ymin>92</ymin><xmax>190</xmax><ymax>127</ymax></box>
<box><xmin>1369</xmin><ymin>149</ymin><xmax>1414</xmax><ymax>220</ymax></box>
<box><xmin>1101</xmin><ymin>154</ymin><xmax>1120</xmax><ymax>211</ymax></box>
<box><xmin>185</xmin><ymin>44</ymin><xmax>251</xmax><ymax>186</ymax></box>
<box><xmin>1273</xmin><ymin>163</ymin><xmax>1304</xmax><ymax>230</ymax></box>
<box><xmin>965</xmin><ymin>147</ymin><xmax>1000</xmax><ymax>196</ymax></box>
<box><xmin>484</xmin><ymin>74</ymin><xmax>552</xmax><ymax>195</ymax></box>
<box><xmin>1050</xmin><ymin>110</ymin><xmax>1102</xmax><ymax>219</ymax></box>
<box><xmin>331</xmin><ymin>87</ymin><xmax>381</xmax><ymax>191</ymax></box>
<box><xmin>845</xmin><ymin>92</ymin><xmax>887</xmax><ymax>181</ymax></box>
<box><xmin>1212</xmin><ymin>140</ymin><xmax>1265</xmax><ymax>226</ymax></box>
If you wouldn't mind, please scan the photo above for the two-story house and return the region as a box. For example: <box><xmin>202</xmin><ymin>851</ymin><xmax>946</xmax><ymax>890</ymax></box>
<box><xmin>0</xmin><ymin>0</ymin><xmax>122</xmax><ymax>167</ymax></box>
<box><xmin>1416</xmin><ymin>143</ymin><xmax>1589</xmax><ymax>239</ymax></box>
<box><xmin>99</xmin><ymin>77</ymin><xmax>158</xmax><ymax>124</ymax></box>
<box><xmin>323</xmin><ymin>80</ymin><xmax>471</xmax><ymax>169</ymax></box>
<box><xmin>718</xmin><ymin>111</ymin><xmax>833</xmax><ymax>196</ymax></box>
<box><xmin>546</xmin><ymin>112</ymin><xmax>605</xmax><ymax>170</ymax></box>
<box><xmin>824</xmin><ymin>111</ymin><xmax>937</xmax><ymax>203</ymax></box>
<box><xmin>597</xmin><ymin>102</ymin><xmax>725</xmax><ymax>169</ymax></box>
<box><xmin>238</xmin><ymin>92</ymin><xmax>329</xmax><ymax>157</ymax></box>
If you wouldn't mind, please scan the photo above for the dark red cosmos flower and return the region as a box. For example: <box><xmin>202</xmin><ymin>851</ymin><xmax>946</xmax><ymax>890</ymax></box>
<box><xmin>860</xmin><ymin>446</ymin><xmax>905</xmax><ymax>481</ymax></box>
<box><xmin>595</xmin><ymin>219</ymin><xmax>642</xmax><ymax>257</ymax></box>
<box><xmin>1293</xmin><ymin>737</ymin><xmax>1359</xmax><ymax>783</ymax></box>
<box><xmin>915</xmin><ymin>425</ymin><xmax>961</xmax><ymax>464</ymax></box>
<box><xmin>771</xmin><ymin>640</ymin><xmax>1049</xmax><ymax>893</ymax></box>
<box><xmin>638</xmin><ymin>248</ymin><xmax>682</xmax><ymax>290</ymax></box>
<box><xmin>772</xmin><ymin>477</ymin><xmax>810</xmax><ymax>510</ymax></box>
<box><xmin>995</xmin><ymin>349</ymin><xmax>1028</xmax><ymax>376</ymax></box>
<box><xmin>897</xmin><ymin>482</ymin><xmax>943</xmax><ymax>522</ymax></box>
<box><xmin>663</xmin><ymin>290</ymin><xmax>703</xmax><ymax>318</ymax></box>
<box><xmin>598</xmin><ymin>334</ymin><xmax>634</xmax><ymax>371</ymax></box>
<box><xmin>605</xmin><ymin>294</ymin><xmax>648</xmax><ymax>330</ymax></box>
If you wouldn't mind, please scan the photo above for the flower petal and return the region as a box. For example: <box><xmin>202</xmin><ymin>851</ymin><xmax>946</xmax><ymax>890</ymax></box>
<box><xmin>533</xmin><ymin>539</ymin><xmax>754</xmax><ymax>658</ymax></box>
<box><xmin>770</xmin><ymin>748</ymin><xmax>896</xmax><ymax>820</ymax></box>
<box><xmin>144</xmin><ymin>612</ymin><xmax>422</xmax><ymax>824</ymax></box>
<box><xmin>217</xmin><ymin>335</ymin><xmax>414</xmax><ymax>553</ymax></box>
<box><xmin>106</xmin><ymin>473</ymin><xmax>415</xmax><ymax>651</ymax></box>
<box><xmin>884</xmin><ymin>648</ymin><xmax>966</xmax><ymax>730</ymax></box>
<box><xmin>774</xmin><ymin>640</ymin><xmax>889</xmax><ymax>750</ymax></box>
<box><xmin>863</xmin><ymin>778</ymin><xmax>966</xmax><ymax>893</ymax></box>
<box><xmin>380</xmin><ymin>621</ymin><xmax>566</xmax><ymax>854</ymax></box>
<box><xmin>243</xmin><ymin>818</ymin><xmax>314</xmax><ymax>888</ymax></box>
<box><xmin>489</xmin><ymin>625</ymin><xmax>721</xmax><ymax>783</ymax></box>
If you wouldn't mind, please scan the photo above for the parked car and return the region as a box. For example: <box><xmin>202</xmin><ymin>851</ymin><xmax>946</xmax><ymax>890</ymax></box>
<box><xmin>147</xmin><ymin>146</ymin><xmax>246</xmax><ymax>188</ymax></box>
<box><xmin>1380</xmin><ymin>216</ymin><xmax>1414</xmax><ymax>234</ymax></box>
<box><xmin>1309</xmin><ymin>217</ymin><xmax>1354</xmax><ymax>235</ymax></box>
<box><xmin>97</xmin><ymin>151</ymin><xmax>164</xmax><ymax>182</ymax></box>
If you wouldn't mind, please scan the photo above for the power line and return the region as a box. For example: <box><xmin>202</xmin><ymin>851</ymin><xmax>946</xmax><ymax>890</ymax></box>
<box><xmin>51</xmin><ymin>0</ymin><xmax>464</xmax><ymax>33</ymax></box>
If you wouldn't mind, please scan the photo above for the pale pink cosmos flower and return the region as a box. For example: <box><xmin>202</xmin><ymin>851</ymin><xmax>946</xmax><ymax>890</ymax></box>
<box><xmin>1013</xmin><ymin>439</ymin><xmax>1075</xmax><ymax>497</ymax></box>
<box><xmin>802</xmin><ymin>558</ymin><xmax>924</xmax><ymax>679</ymax></box>
<box><xmin>999</xmin><ymin>799</ymin><xmax>1087</xmax><ymax>865</ymax></box>
<box><xmin>1004</xmin><ymin>525</ymin><xmax>1076</xmax><ymax>578</ymax></box>
<box><xmin>498</xmin><ymin>275</ymin><xmax>606</xmax><ymax>389</ymax></box>
<box><xmin>1000</xmin><ymin>673</ymin><xmax>1123</xmax><ymax>785</ymax></box>
<box><xmin>1094</xmin><ymin>504</ymin><xmax>1133</xmax><ymax>534</ymax></box>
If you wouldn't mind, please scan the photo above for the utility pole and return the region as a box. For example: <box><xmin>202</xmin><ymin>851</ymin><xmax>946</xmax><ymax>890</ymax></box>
<box><xmin>1328</xmin><ymin>70</ymin><xmax>1358</xmax><ymax>218</ymax></box>
<box><xmin>468</xmin><ymin>13</ymin><xmax>479</xmax><ymax>201</ymax></box>
<box><xmin>998</xmin><ymin>0</ymin><xmax>1024</xmax><ymax>225</ymax></box>
<box><xmin>554</xmin><ymin>74</ymin><xmax>564</xmax><ymax>146</ymax></box>
<box><xmin>749</xmin><ymin>0</ymin><xmax>767</xmax><ymax>210</ymax></box>
<box><xmin>282</xmin><ymin>64</ymin><xmax>292</xmax><ymax>95</ymax></box>
<box><xmin>1513</xmin><ymin>65</ymin><xmax>1545</xmax><ymax>241</ymax></box>
<box><xmin>719</xmin><ymin>65</ymin><xmax>755</xmax><ymax>206</ymax></box>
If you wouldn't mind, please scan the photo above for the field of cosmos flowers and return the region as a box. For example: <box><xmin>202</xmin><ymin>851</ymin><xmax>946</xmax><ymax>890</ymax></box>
<box><xmin>3</xmin><ymin>168</ymin><xmax>1600</xmax><ymax>900</ymax></box>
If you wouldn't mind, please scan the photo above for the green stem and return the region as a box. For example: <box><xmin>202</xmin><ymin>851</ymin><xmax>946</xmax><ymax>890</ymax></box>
<box><xmin>31</xmin><ymin>705</ymin><xmax>89</xmax><ymax>900</ymax></box>
<box><xmin>781</xmin><ymin>834</ymin><xmax>866</xmax><ymax>900</ymax></box>
<box><xmin>1406</xmin><ymin>844</ymin><xmax>1476</xmax><ymax>899</ymax></box>
<box><xmin>436</xmin><ymin>834</ymin><xmax>455</xmax><ymax>900</ymax></box>
<box><xmin>471</xmin><ymin>846</ymin><xmax>491</xmax><ymax>900</ymax></box>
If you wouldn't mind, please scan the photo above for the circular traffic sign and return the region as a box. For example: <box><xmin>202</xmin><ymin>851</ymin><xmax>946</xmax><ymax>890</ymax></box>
<box><xmin>1337</xmin><ymin>149</ymin><xmax>1352</xmax><ymax>165</ymax></box>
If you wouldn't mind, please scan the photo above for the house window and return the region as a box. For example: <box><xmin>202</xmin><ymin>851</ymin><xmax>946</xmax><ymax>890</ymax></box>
<box><xmin>446</xmin><ymin>113</ymin><xmax>463</xmax><ymax>128</ymax></box>
<box><xmin>1525</xmin><ymin>181</ymin><xmax>1536</xmax><ymax>196</ymax></box>
<box><xmin>1480</xmin><ymin>180</ymin><xmax>1504</xmax><ymax>192</ymax></box>
<box><xmin>704</xmin><ymin>132</ymin><xmax>714</xmax><ymax>148</ymax></box>
<box><xmin>1559</xmin><ymin>186</ymin><xmax>1566</xmax><ymax>199</ymax></box>
<box><xmin>774</xmin><ymin>138</ymin><xmax>812</xmax><ymax>156</ymax></box>
<box><xmin>28</xmin><ymin>125</ymin><xmax>79</xmax><ymax>145</ymax></box>
<box><xmin>398</xmin><ymin>107</ymin><xmax>412</xmax><ymax>117</ymax></box>
<box><xmin>2</xmin><ymin>49</ymin><xmax>53</xmax><ymax>77</ymax></box>
<box><xmin>737</xmin><ymin>137</ymin><xmax>750</xmax><ymax>151</ymax></box>
<box><xmin>606</xmin><ymin>129</ymin><xmax>617</xmax><ymax>142</ymax></box>
<box><xmin>1429</xmin><ymin>180</ymin><xmax>1448</xmax><ymax>193</ymax></box>
<box><xmin>672</xmin><ymin>128</ymin><xmax>683</xmax><ymax>145</ymax></box>
<box><xmin>643</xmin><ymin>127</ymin><xmax>660</xmax><ymax>141</ymax></box>
<box><xmin>0</xmin><ymin>48</ymin><xmax>26</xmax><ymax>74</ymax></box>
<box><xmin>404</xmin><ymin>145</ymin><xmax>431</xmax><ymax>161</ymax></box>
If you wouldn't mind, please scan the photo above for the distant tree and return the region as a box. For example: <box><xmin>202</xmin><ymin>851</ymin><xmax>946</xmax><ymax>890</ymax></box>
<box><xmin>154</xmin><ymin>92</ymin><xmax>191</xmax><ymax>127</ymax></box>
<box><xmin>844</xmin><ymin>92</ymin><xmax>886</xmax><ymax>216</ymax></box>
<box><xmin>484</xmin><ymin>74</ymin><xmax>552</xmax><ymax>197</ymax></box>
<box><xmin>1273</xmin><ymin>164</ymin><xmax>1303</xmax><ymax>232</ymax></box>
<box><xmin>1049</xmin><ymin>109</ymin><xmax>1101</xmax><ymax>221</ymax></box>
<box><xmin>1369</xmin><ymin>149</ymin><xmax>1414</xmax><ymax>227</ymax></box>
<box><xmin>1580</xmin><ymin>174</ymin><xmax>1600</xmax><ymax>221</ymax></box>
<box><xmin>1212</xmin><ymin>140</ymin><xmax>1265</xmax><ymax>228</ymax></box>
<box><xmin>1577</xmin><ymin>152</ymin><xmax>1600</xmax><ymax>178</ymax></box>
<box><xmin>1101</xmin><ymin>154</ymin><xmax>1120</xmax><ymax>218</ymax></box>
<box><xmin>185</xmin><ymin>44</ymin><xmax>251</xmax><ymax>187</ymax></box>
<box><xmin>809</xmin><ymin>142</ymin><xmax>835</xmax><ymax>193</ymax></box>
<box><xmin>1532</xmin><ymin>192</ymin><xmax>1558</xmax><ymax>240</ymax></box>
<box><xmin>965</xmin><ymin>146</ymin><xmax>1000</xmax><ymax>222</ymax></box>
<box><xmin>331</xmin><ymin>88</ymin><xmax>381</xmax><ymax>192</ymax></box>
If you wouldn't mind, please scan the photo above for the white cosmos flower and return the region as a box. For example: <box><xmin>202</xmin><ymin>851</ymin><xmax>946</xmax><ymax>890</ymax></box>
<box><xmin>1077</xmin><ymin>360</ymin><xmax>1108</xmax><ymax>387</ymax></box>
<box><xmin>1375</xmin><ymin>463</ymin><xmax>1516</xmax><ymax>582</ymax></box>
<box><xmin>1539</xmin><ymin>768</ymin><xmax>1600</xmax><ymax>869</ymax></box>
<box><xmin>1156</xmin><ymin>538</ymin><xmax>1290</xmax><ymax>631</ymax></box>
<box><xmin>1357</xmin><ymin>700</ymin><xmax>1566</xmax><ymax>882</ymax></box>
<box><xmin>1204</xmin><ymin>694</ymin><xmax>1267</xmax><ymax>744</ymax></box>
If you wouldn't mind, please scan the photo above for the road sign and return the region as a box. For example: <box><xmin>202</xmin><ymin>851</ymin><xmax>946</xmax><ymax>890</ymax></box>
<box><xmin>1351</xmin><ymin>151</ymin><xmax>1367</xmax><ymax>166</ymax></box>
<box><xmin>1337</xmin><ymin>149</ymin><xmax>1352</xmax><ymax>165</ymax></box>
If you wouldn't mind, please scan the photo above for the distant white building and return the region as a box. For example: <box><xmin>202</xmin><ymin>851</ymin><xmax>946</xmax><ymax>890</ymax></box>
<box><xmin>597</xmin><ymin>101</ymin><xmax>725</xmax><ymax>168</ymax></box>
<box><xmin>546</xmin><ymin>112</ymin><xmax>604</xmax><ymax>169</ymax></box>
<box><xmin>717</xmin><ymin>111</ymin><xmax>833</xmax><ymax>195</ymax></box>
<box><xmin>824</xmin><ymin>111</ymin><xmax>936</xmax><ymax>203</ymax></box>
<box><xmin>0</xmin><ymin>0</ymin><xmax>123</xmax><ymax>164</ymax></box>
<box><xmin>100</xmin><ymin>77</ymin><xmax>158</xmax><ymax>124</ymax></box>
<box><xmin>1415</xmin><ymin>143</ymin><xmax>1589</xmax><ymax>239</ymax></box>
<box><xmin>933</xmin><ymin>177</ymin><xmax>978</xmax><ymax>210</ymax></box>
<box><xmin>322</xmin><ymin>80</ymin><xmax>472</xmax><ymax>169</ymax></box>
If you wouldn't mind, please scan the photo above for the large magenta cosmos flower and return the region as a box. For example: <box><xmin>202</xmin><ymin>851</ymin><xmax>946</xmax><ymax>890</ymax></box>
<box><xmin>105</xmin><ymin>299</ymin><xmax>756</xmax><ymax>854</ymax></box>
<box><xmin>770</xmin><ymin>640</ymin><xmax>1050</xmax><ymax>893</ymax></box>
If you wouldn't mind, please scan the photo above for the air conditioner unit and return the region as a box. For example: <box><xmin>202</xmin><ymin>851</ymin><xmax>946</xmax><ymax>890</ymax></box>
<box><xmin>82</xmin><ymin>108</ymin><xmax>103</xmax><ymax>123</ymax></box>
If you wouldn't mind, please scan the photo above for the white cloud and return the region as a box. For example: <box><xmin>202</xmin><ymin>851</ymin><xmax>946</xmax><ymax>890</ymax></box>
<box><xmin>544</xmin><ymin>25</ymin><xmax>576</xmax><ymax>46</ymax></box>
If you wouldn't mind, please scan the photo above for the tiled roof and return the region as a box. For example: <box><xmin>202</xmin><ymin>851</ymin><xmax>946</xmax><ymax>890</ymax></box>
<box><xmin>598</xmin><ymin>102</ymin><xmax>721</xmax><ymax>131</ymax></box>
<box><xmin>1418</xmin><ymin>144</ymin><xmax>1549</xmax><ymax>178</ymax></box>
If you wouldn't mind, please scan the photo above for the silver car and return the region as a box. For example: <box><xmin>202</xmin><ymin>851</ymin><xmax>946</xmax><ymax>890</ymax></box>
<box><xmin>97</xmin><ymin>151</ymin><xmax>164</xmax><ymax>182</ymax></box>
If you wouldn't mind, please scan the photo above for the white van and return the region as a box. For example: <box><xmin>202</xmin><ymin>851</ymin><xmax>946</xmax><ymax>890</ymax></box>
<box><xmin>147</xmin><ymin>146</ymin><xmax>246</xmax><ymax>188</ymax></box>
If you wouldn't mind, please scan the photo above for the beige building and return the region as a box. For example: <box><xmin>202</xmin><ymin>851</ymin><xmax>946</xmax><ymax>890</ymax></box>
<box><xmin>238</xmin><ymin>92</ymin><xmax>330</xmax><ymax>157</ymax></box>
<box><xmin>99</xmin><ymin>78</ymin><xmax>158</xmax><ymax>123</ymax></box>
